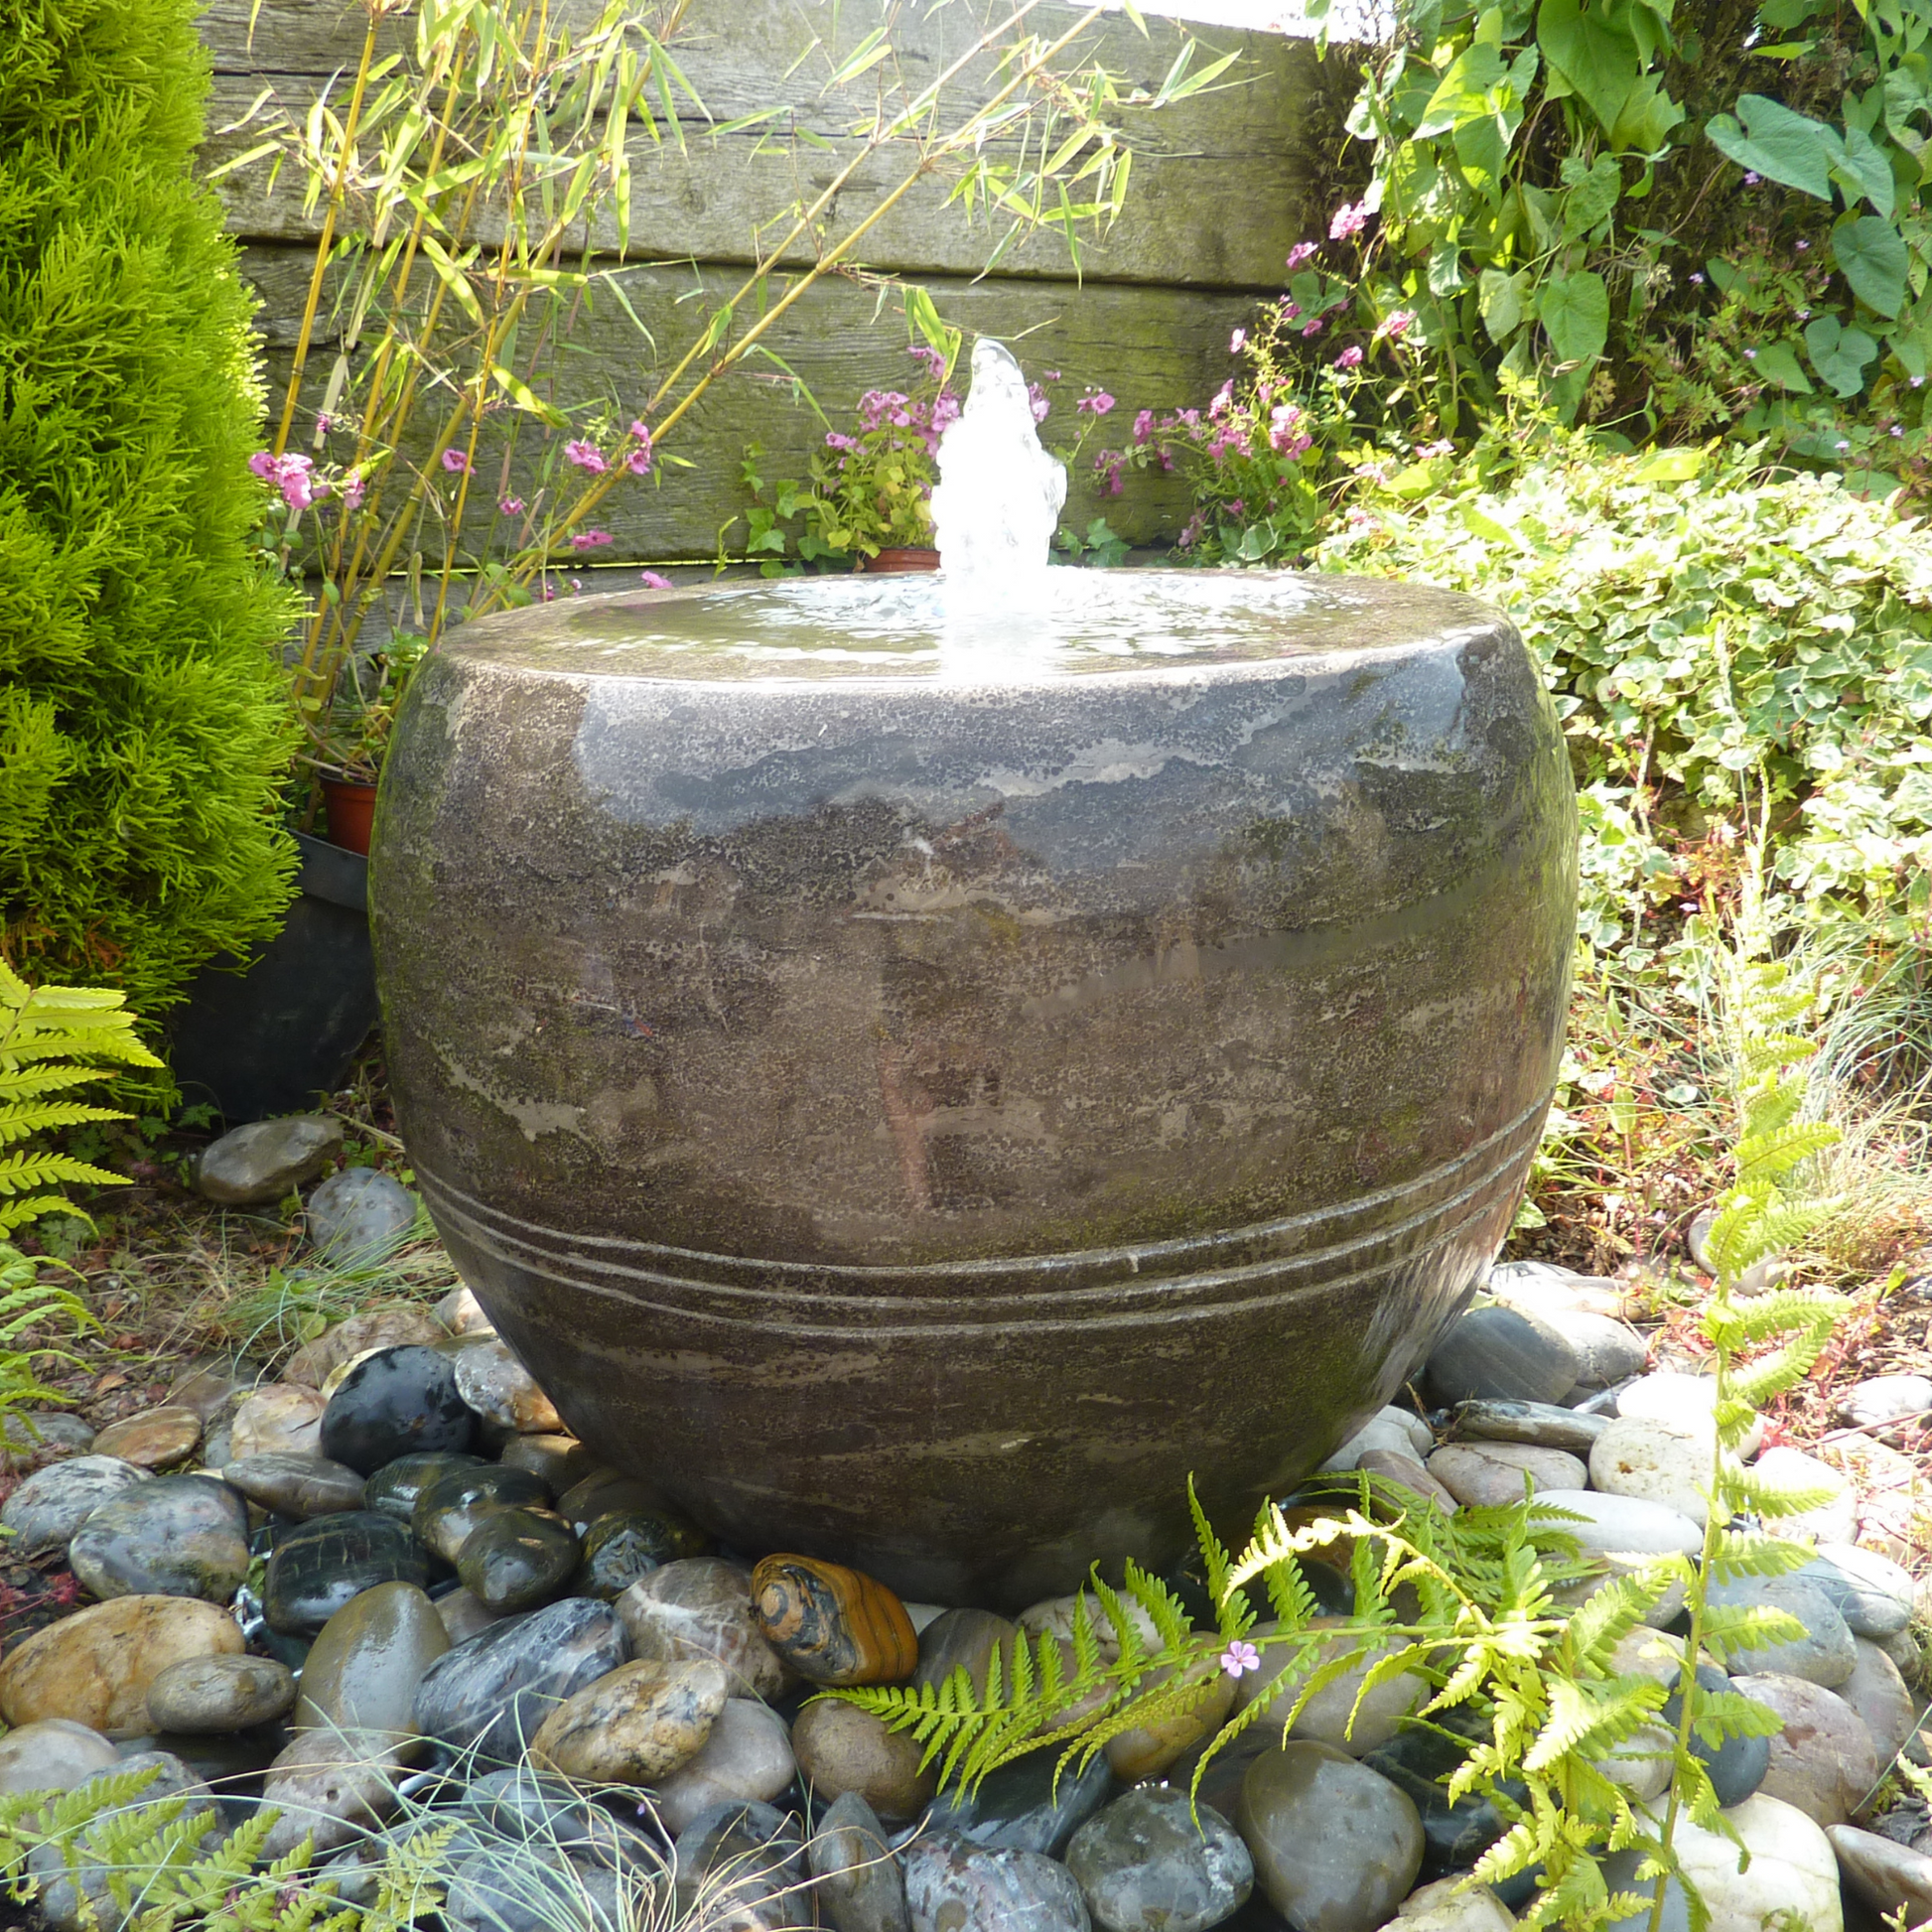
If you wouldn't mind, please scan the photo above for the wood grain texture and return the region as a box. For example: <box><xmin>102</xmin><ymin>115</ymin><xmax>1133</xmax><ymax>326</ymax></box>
<box><xmin>245</xmin><ymin>244</ymin><xmax>1267</xmax><ymax>557</ymax></box>
<box><xmin>201</xmin><ymin>0</ymin><xmax>1359</xmax><ymax>289</ymax></box>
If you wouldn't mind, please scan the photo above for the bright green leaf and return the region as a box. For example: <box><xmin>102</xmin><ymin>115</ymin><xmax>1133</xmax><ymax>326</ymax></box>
<box><xmin>1540</xmin><ymin>269</ymin><xmax>1610</xmax><ymax>366</ymax></box>
<box><xmin>1833</xmin><ymin>213</ymin><xmax>1909</xmax><ymax>316</ymax></box>
<box><xmin>1537</xmin><ymin>0</ymin><xmax>1642</xmax><ymax>137</ymax></box>
<box><xmin>1706</xmin><ymin>93</ymin><xmax>1837</xmax><ymax>201</ymax></box>
<box><xmin>1478</xmin><ymin>265</ymin><xmax>1525</xmax><ymax>341</ymax></box>
<box><xmin>1805</xmin><ymin>313</ymin><xmax>1880</xmax><ymax>394</ymax></box>
<box><xmin>1747</xmin><ymin>342</ymin><xmax>1813</xmax><ymax>392</ymax></box>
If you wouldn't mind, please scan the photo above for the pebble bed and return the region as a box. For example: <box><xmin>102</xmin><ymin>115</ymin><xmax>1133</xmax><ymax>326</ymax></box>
<box><xmin>0</xmin><ymin>1120</ymin><xmax>1928</xmax><ymax>1932</ymax></box>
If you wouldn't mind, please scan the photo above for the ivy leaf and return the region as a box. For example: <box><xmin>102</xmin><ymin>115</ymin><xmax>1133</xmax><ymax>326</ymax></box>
<box><xmin>1540</xmin><ymin>269</ymin><xmax>1610</xmax><ymax>366</ymax></box>
<box><xmin>1829</xmin><ymin>122</ymin><xmax>1895</xmax><ymax>218</ymax></box>
<box><xmin>1706</xmin><ymin>94</ymin><xmax>1836</xmax><ymax>201</ymax></box>
<box><xmin>1478</xmin><ymin>266</ymin><xmax>1526</xmax><ymax>341</ymax></box>
<box><xmin>1537</xmin><ymin>0</ymin><xmax>1642</xmax><ymax>137</ymax></box>
<box><xmin>1832</xmin><ymin>214</ymin><xmax>1909</xmax><ymax>317</ymax></box>
<box><xmin>1749</xmin><ymin>342</ymin><xmax>1813</xmax><ymax>392</ymax></box>
<box><xmin>1804</xmin><ymin>315</ymin><xmax>1878</xmax><ymax>395</ymax></box>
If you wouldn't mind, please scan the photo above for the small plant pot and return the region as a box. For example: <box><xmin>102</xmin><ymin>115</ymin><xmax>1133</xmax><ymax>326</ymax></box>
<box><xmin>860</xmin><ymin>547</ymin><xmax>940</xmax><ymax>574</ymax></box>
<box><xmin>321</xmin><ymin>777</ymin><xmax>380</xmax><ymax>856</ymax></box>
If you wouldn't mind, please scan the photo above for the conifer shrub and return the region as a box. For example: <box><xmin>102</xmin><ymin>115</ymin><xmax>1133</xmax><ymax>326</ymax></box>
<box><xmin>0</xmin><ymin>0</ymin><xmax>299</xmax><ymax>1059</ymax></box>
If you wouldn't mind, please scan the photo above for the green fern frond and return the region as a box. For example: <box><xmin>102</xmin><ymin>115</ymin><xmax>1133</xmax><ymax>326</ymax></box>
<box><xmin>1697</xmin><ymin>1601</ymin><xmax>1808</xmax><ymax>1662</ymax></box>
<box><xmin>1702</xmin><ymin>1527</ymin><xmax>1814</xmax><ymax>1582</ymax></box>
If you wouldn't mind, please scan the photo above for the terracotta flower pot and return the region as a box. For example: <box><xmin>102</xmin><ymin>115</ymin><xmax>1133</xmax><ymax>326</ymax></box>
<box><xmin>321</xmin><ymin>777</ymin><xmax>379</xmax><ymax>857</ymax></box>
<box><xmin>861</xmin><ymin>547</ymin><xmax>940</xmax><ymax>574</ymax></box>
<box><xmin>371</xmin><ymin>572</ymin><xmax>1578</xmax><ymax>1607</ymax></box>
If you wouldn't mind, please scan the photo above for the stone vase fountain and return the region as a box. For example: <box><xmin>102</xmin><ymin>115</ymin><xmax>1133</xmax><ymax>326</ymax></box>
<box><xmin>370</xmin><ymin>345</ymin><xmax>1577</xmax><ymax>1608</ymax></box>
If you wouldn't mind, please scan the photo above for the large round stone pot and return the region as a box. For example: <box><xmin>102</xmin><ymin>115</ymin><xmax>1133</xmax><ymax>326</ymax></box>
<box><xmin>371</xmin><ymin>571</ymin><xmax>1576</xmax><ymax>1609</ymax></box>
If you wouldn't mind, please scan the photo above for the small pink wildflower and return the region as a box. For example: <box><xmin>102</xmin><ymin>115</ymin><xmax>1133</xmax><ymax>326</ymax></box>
<box><xmin>1133</xmin><ymin>408</ymin><xmax>1155</xmax><ymax>446</ymax></box>
<box><xmin>1286</xmin><ymin>240</ymin><xmax>1317</xmax><ymax>270</ymax></box>
<box><xmin>1417</xmin><ymin>439</ymin><xmax>1453</xmax><ymax>460</ymax></box>
<box><xmin>248</xmin><ymin>452</ymin><xmax>278</xmax><ymax>480</ymax></box>
<box><xmin>564</xmin><ymin>439</ymin><xmax>608</xmax><ymax>474</ymax></box>
<box><xmin>626</xmin><ymin>421</ymin><xmax>653</xmax><ymax>475</ymax></box>
<box><xmin>825</xmin><ymin>432</ymin><xmax>859</xmax><ymax>453</ymax></box>
<box><xmin>1379</xmin><ymin>309</ymin><xmax>1417</xmax><ymax>341</ymax></box>
<box><xmin>442</xmin><ymin>449</ymin><xmax>471</xmax><ymax>474</ymax></box>
<box><xmin>1028</xmin><ymin>384</ymin><xmax>1050</xmax><ymax>424</ymax></box>
<box><xmin>1230</xmin><ymin>328</ymin><xmax>1248</xmax><ymax>354</ymax></box>
<box><xmin>640</xmin><ymin>570</ymin><xmax>674</xmax><ymax>589</ymax></box>
<box><xmin>1077</xmin><ymin>390</ymin><xmax>1116</xmax><ymax>417</ymax></box>
<box><xmin>341</xmin><ymin>469</ymin><xmax>366</xmax><ymax>510</ymax></box>
<box><xmin>908</xmin><ymin>344</ymin><xmax>948</xmax><ymax>382</ymax></box>
<box><xmin>570</xmin><ymin>529</ymin><xmax>615</xmax><ymax>549</ymax></box>
<box><xmin>499</xmin><ymin>495</ymin><xmax>525</xmax><ymax>516</ymax></box>
<box><xmin>1093</xmin><ymin>451</ymin><xmax>1126</xmax><ymax>496</ymax></box>
<box><xmin>1281</xmin><ymin>301</ymin><xmax>1302</xmax><ymax>322</ymax></box>
<box><xmin>1334</xmin><ymin>345</ymin><xmax>1364</xmax><ymax>370</ymax></box>
<box><xmin>1208</xmin><ymin>380</ymin><xmax>1234</xmax><ymax>419</ymax></box>
<box><xmin>1329</xmin><ymin>200</ymin><xmax>1370</xmax><ymax>241</ymax></box>
<box><xmin>1177</xmin><ymin>510</ymin><xmax>1206</xmax><ymax>550</ymax></box>
<box><xmin>315</xmin><ymin>412</ymin><xmax>335</xmax><ymax>436</ymax></box>
<box><xmin>1301</xmin><ymin>318</ymin><xmax>1325</xmax><ymax>339</ymax></box>
<box><xmin>1220</xmin><ymin>1642</ymin><xmax>1261</xmax><ymax>1679</ymax></box>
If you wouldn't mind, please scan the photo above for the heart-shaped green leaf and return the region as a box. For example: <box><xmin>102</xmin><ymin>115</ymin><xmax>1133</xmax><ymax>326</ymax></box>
<box><xmin>1831</xmin><ymin>214</ymin><xmax>1908</xmax><ymax>317</ymax></box>
<box><xmin>1706</xmin><ymin>93</ymin><xmax>1836</xmax><ymax>200</ymax></box>
<box><xmin>1540</xmin><ymin>269</ymin><xmax>1610</xmax><ymax>367</ymax></box>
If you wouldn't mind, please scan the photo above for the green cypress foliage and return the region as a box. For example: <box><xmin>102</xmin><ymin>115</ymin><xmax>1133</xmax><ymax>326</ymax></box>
<box><xmin>0</xmin><ymin>0</ymin><xmax>298</xmax><ymax>1056</ymax></box>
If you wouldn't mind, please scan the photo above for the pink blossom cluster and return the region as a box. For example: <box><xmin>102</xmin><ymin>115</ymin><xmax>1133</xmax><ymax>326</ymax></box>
<box><xmin>249</xmin><ymin>450</ymin><xmax>325</xmax><ymax>510</ymax></box>
<box><xmin>1329</xmin><ymin>200</ymin><xmax>1370</xmax><ymax>241</ymax></box>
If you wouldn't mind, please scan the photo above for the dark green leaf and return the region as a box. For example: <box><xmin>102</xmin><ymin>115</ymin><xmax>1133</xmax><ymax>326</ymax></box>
<box><xmin>1540</xmin><ymin>268</ymin><xmax>1610</xmax><ymax>365</ymax></box>
<box><xmin>1537</xmin><ymin>0</ymin><xmax>1641</xmax><ymax>136</ymax></box>
<box><xmin>1804</xmin><ymin>313</ymin><xmax>1879</xmax><ymax>395</ymax></box>
<box><xmin>1748</xmin><ymin>342</ymin><xmax>1812</xmax><ymax>392</ymax></box>
<box><xmin>1705</xmin><ymin>94</ymin><xmax>1836</xmax><ymax>201</ymax></box>
<box><xmin>1832</xmin><ymin>213</ymin><xmax>1909</xmax><ymax>316</ymax></box>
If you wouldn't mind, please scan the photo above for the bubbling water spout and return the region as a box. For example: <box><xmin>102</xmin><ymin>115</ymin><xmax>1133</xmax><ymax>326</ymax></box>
<box><xmin>930</xmin><ymin>339</ymin><xmax>1067</xmax><ymax>590</ymax></box>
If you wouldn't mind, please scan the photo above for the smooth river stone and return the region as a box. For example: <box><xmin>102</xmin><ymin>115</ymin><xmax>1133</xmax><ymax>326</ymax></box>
<box><xmin>1426</xmin><ymin>1442</ymin><xmax>1587</xmax><ymax>1508</ymax></box>
<box><xmin>1451</xmin><ymin>1401</ymin><xmax>1611</xmax><ymax>1456</ymax></box>
<box><xmin>655</xmin><ymin>1698</ymin><xmax>797</xmax><ymax>1836</ymax></box>
<box><xmin>912</xmin><ymin>1607</ymin><xmax>1022</xmax><ymax>1697</ymax></box>
<box><xmin>1393</xmin><ymin>1877</ymin><xmax>1518</xmax><ymax>1932</ymax></box>
<box><xmin>618</xmin><ymin>1557</ymin><xmax>790</xmax><ymax>1698</ymax></box>
<box><xmin>260</xmin><ymin>1729</ymin><xmax>410</xmax><ymax>1862</ymax></box>
<box><xmin>28</xmin><ymin>1752</ymin><xmax>217</xmax><ymax>1932</ymax></box>
<box><xmin>808</xmin><ymin>1791</ymin><xmax>909</xmax><ymax>1932</ymax></box>
<box><xmin>222</xmin><ymin>1451</ymin><xmax>366</xmax><ymax>1518</ymax></box>
<box><xmin>456</xmin><ymin>1506</ymin><xmax>580</xmax><ymax>1612</ymax></box>
<box><xmin>90</xmin><ymin>1406</ymin><xmax>203</xmax><ymax>1470</ymax></box>
<box><xmin>164</xmin><ymin>1353</ymin><xmax>265</xmax><ymax>1424</ymax></box>
<box><xmin>674</xmin><ymin>1800</ymin><xmax>810</xmax><ymax>1927</ymax></box>
<box><xmin>1588</xmin><ymin>1416</ymin><xmax>1717</xmax><ymax>1524</ymax></box>
<box><xmin>556</xmin><ymin>1467</ymin><xmax>658</xmax><ymax>1535</ymax></box>
<box><xmin>1237</xmin><ymin>1743</ymin><xmax>1424</xmax><ymax>1932</ymax></box>
<box><xmin>145</xmin><ymin>1654</ymin><xmax>295</xmax><ymax>1733</ymax></box>
<box><xmin>1660</xmin><ymin>1664</ymin><xmax>1770</xmax><ymax>1808</ymax></box>
<box><xmin>1603</xmin><ymin>1794</ymin><xmax>1841</xmax><ymax>1932</ymax></box>
<box><xmin>412</xmin><ymin>1462</ymin><xmax>550</xmax><ymax>1562</ymax></box>
<box><xmin>0</xmin><ymin>1454</ymin><xmax>150</xmax><ymax>1557</ymax></box>
<box><xmin>362</xmin><ymin>1449</ymin><xmax>485</xmax><ymax>1522</ymax></box>
<box><xmin>306</xmin><ymin>1167</ymin><xmax>419</xmax><ymax>1259</ymax></box>
<box><xmin>1829</xmin><ymin>1824</ymin><xmax>1932</xmax><ymax>1926</ymax></box>
<box><xmin>454</xmin><ymin>1336</ymin><xmax>564</xmax><ymax>1435</ymax></box>
<box><xmin>435</xmin><ymin>1587</ymin><xmax>507</xmax><ymax>1646</ymax></box>
<box><xmin>0</xmin><ymin>1719</ymin><xmax>120</xmax><ymax>1797</ymax></box>
<box><xmin>0</xmin><ymin>1595</ymin><xmax>244</xmax><ymax>1735</ymax></box>
<box><xmin>1837</xmin><ymin>1636</ymin><xmax>1915</xmax><ymax>1764</ymax></box>
<box><xmin>1798</xmin><ymin>1544</ymin><xmax>1915</xmax><ymax>1639</ymax></box>
<box><xmin>413</xmin><ymin>1595</ymin><xmax>625</xmax><ymax>1762</ymax></box>
<box><xmin>579</xmin><ymin>1508</ymin><xmax>709</xmax><ymax>1599</ymax></box>
<box><xmin>230</xmin><ymin>1383</ymin><xmax>327</xmax><ymax>1460</ymax></box>
<box><xmin>1753</xmin><ymin>1446</ymin><xmax>1859</xmax><ymax>1544</ymax></box>
<box><xmin>901</xmin><ymin>1834</ymin><xmax>1091</xmax><ymax>1932</ymax></box>
<box><xmin>1422</xmin><ymin>1307</ymin><xmax>1580</xmax><ymax>1409</ymax></box>
<box><xmin>287</xmin><ymin>1303</ymin><xmax>447</xmax><ymax>1390</ymax></box>
<box><xmin>68</xmin><ymin>1473</ymin><xmax>249</xmax><ymax>1603</ymax></box>
<box><xmin>0</xmin><ymin>1410</ymin><xmax>94</xmax><ymax>1471</ymax></box>
<box><xmin>1104</xmin><ymin>1666</ymin><xmax>1236</xmax><ymax>1781</ymax></box>
<box><xmin>296</xmin><ymin>1579</ymin><xmax>450</xmax><ymax>1739</ymax></box>
<box><xmin>1065</xmin><ymin>1786</ymin><xmax>1253</xmax><ymax>1932</ymax></box>
<box><xmin>792</xmin><ymin>1699</ymin><xmax>937</xmax><ymax>1823</ymax></box>
<box><xmin>1235</xmin><ymin>1619</ymin><xmax>1425</xmax><ymax>1755</ymax></box>
<box><xmin>263</xmin><ymin>1509</ymin><xmax>430</xmax><ymax>1635</ymax></box>
<box><xmin>1361</xmin><ymin>1722</ymin><xmax>1525</xmax><ymax>1890</ymax></box>
<box><xmin>925</xmin><ymin>1745</ymin><xmax>1117</xmax><ymax>1858</ymax></box>
<box><xmin>753</xmin><ymin>1554</ymin><xmax>918</xmax><ymax>1687</ymax></box>
<box><xmin>320</xmin><ymin>1344</ymin><xmax>475</xmax><ymax>1476</ymax></box>
<box><xmin>499</xmin><ymin>1433</ymin><xmax>597</xmax><ymax>1492</ymax></box>
<box><xmin>1705</xmin><ymin>1575</ymin><xmax>1857</xmax><ymax>1687</ymax></box>
<box><xmin>1734</xmin><ymin>1671</ymin><xmax>1878</xmax><ymax>1827</ymax></box>
<box><xmin>531</xmin><ymin>1658</ymin><xmax>728</xmax><ymax>1784</ymax></box>
<box><xmin>196</xmin><ymin>1113</ymin><xmax>342</xmax><ymax>1204</ymax></box>
<box><xmin>437</xmin><ymin>1284</ymin><xmax>495</xmax><ymax>1335</ymax></box>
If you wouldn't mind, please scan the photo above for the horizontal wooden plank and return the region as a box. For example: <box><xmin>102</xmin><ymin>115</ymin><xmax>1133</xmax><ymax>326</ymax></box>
<box><xmin>202</xmin><ymin>0</ymin><xmax>1360</xmax><ymax>289</ymax></box>
<box><xmin>243</xmin><ymin>244</ymin><xmax>1261</xmax><ymax>561</ymax></box>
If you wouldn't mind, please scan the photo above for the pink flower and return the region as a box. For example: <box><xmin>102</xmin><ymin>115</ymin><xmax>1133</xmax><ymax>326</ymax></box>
<box><xmin>442</xmin><ymin>449</ymin><xmax>471</xmax><ymax>474</ymax></box>
<box><xmin>499</xmin><ymin>495</ymin><xmax>525</xmax><ymax>516</ymax></box>
<box><xmin>1178</xmin><ymin>510</ymin><xmax>1205</xmax><ymax>550</ymax></box>
<box><xmin>626</xmin><ymin>421</ymin><xmax>653</xmax><ymax>475</ymax></box>
<box><xmin>1044</xmin><ymin>370</ymin><xmax>1061</xmax><ymax>381</ymax></box>
<box><xmin>248</xmin><ymin>451</ymin><xmax>278</xmax><ymax>480</ymax></box>
<box><xmin>931</xmin><ymin>393</ymin><xmax>961</xmax><ymax>433</ymax></box>
<box><xmin>1417</xmin><ymin>438</ymin><xmax>1453</xmax><ymax>459</ymax></box>
<box><xmin>315</xmin><ymin>413</ymin><xmax>335</xmax><ymax>436</ymax></box>
<box><xmin>1076</xmin><ymin>390</ymin><xmax>1115</xmax><ymax>417</ymax></box>
<box><xmin>825</xmin><ymin>432</ymin><xmax>859</xmax><ymax>453</ymax></box>
<box><xmin>1281</xmin><ymin>300</ymin><xmax>1302</xmax><ymax>321</ymax></box>
<box><xmin>569</xmin><ymin>529</ymin><xmax>615</xmax><ymax>549</ymax></box>
<box><xmin>1334</xmin><ymin>345</ymin><xmax>1364</xmax><ymax>370</ymax></box>
<box><xmin>341</xmin><ymin>469</ymin><xmax>366</xmax><ymax>510</ymax></box>
<box><xmin>1029</xmin><ymin>383</ymin><xmax>1050</xmax><ymax>423</ymax></box>
<box><xmin>1286</xmin><ymin>241</ymin><xmax>1317</xmax><ymax>270</ymax></box>
<box><xmin>1133</xmin><ymin>408</ymin><xmax>1155</xmax><ymax>445</ymax></box>
<box><xmin>908</xmin><ymin>344</ymin><xmax>948</xmax><ymax>382</ymax></box>
<box><xmin>1230</xmin><ymin>329</ymin><xmax>1248</xmax><ymax>354</ymax></box>
<box><xmin>1208</xmin><ymin>380</ymin><xmax>1234</xmax><ymax>418</ymax></box>
<box><xmin>564</xmin><ymin>439</ymin><xmax>608</xmax><ymax>474</ymax></box>
<box><xmin>1093</xmin><ymin>451</ymin><xmax>1126</xmax><ymax>496</ymax></box>
<box><xmin>1329</xmin><ymin>200</ymin><xmax>1370</xmax><ymax>241</ymax></box>
<box><xmin>1301</xmin><ymin>318</ymin><xmax>1325</xmax><ymax>339</ymax></box>
<box><xmin>1220</xmin><ymin>1641</ymin><xmax>1262</xmax><ymax>1680</ymax></box>
<box><xmin>275</xmin><ymin>453</ymin><xmax>319</xmax><ymax>510</ymax></box>
<box><xmin>1379</xmin><ymin>309</ymin><xmax>1417</xmax><ymax>341</ymax></box>
<box><xmin>640</xmin><ymin>570</ymin><xmax>674</xmax><ymax>589</ymax></box>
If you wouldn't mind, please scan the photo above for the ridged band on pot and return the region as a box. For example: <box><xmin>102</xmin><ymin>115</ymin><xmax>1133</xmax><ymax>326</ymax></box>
<box><xmin>370</xmin><ymin>572</ymin><xmax>1577</xmax><ymax>1608</ymax></box>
